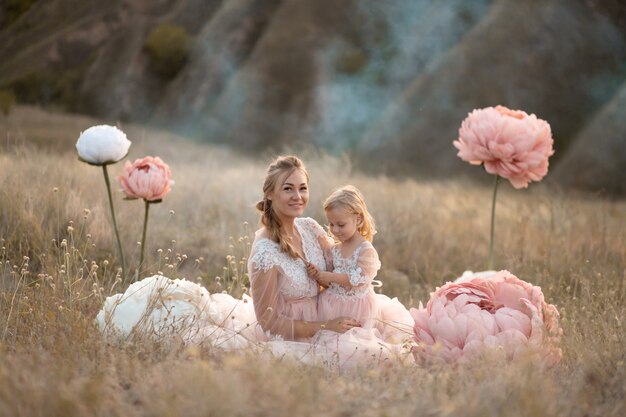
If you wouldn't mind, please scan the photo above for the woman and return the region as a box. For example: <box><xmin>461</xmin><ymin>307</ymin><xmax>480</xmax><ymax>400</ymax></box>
<box><xmin>249</xmin><ymin>155</ymin><xmax>360</xmax><ymax>340</ymax></box>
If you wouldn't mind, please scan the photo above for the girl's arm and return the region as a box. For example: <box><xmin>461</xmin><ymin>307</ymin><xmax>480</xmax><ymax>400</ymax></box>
<box><xmin>316</xmin><ymin>270</ymin><xmax>352</xmax><ymax>288</ymax></box>
<box><xmin>309</xmin><ymin>243</ymin><xmax>381</xmax><ymax>290</ymax></box>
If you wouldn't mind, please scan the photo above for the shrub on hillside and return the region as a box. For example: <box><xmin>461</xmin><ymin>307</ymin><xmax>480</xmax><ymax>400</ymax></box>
<box><xmin>0</xmin><ymin>90</ymin><xmax>16</xmax><ymax>115</ymax></box>
<box><xmin>144</xmin><ymin>24</ymin><xmax>191</xmax><ymax>79</ymax></box>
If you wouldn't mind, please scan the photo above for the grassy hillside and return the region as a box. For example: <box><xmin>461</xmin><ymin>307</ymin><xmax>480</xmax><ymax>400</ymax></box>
<box><xmin>0</xmin><ymin>107</ymin><xmax>624</xmax><ymax>416</ymax></box>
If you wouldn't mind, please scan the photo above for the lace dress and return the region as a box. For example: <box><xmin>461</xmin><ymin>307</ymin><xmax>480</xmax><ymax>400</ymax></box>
<box><xmin>247</xmin><ymin>217</ymin><xmax>331</xmax><ymax>341</ymax></box>
<box><xmin>315</xmin><ymin>241</ymin><xmax>415</xmax><ymax>344</ymax></box>
<box><xmin>296</xmin><ymin>240</ymin><xmax>413</xmax><ymax>368</ymax></box>
<box><xmin>317</xmin><ymin>241</ymin><xmax>381</xmax><ymax>327</ymax></box>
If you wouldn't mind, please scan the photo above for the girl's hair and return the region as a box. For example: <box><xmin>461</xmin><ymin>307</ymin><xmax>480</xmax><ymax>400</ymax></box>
<box><xmin>255</xmin><ymin>155</ymin><xmax>309</xmax><ymax>258</ymax></box>
<box><xmin>323</xmin><ymin>185</ymin><xmax>376</xmax><ymax>242</ymax></box>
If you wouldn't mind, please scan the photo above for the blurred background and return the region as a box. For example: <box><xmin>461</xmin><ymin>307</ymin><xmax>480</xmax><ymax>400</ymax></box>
<box><xmin>1</xmin><ymin>0</ymin><xmax>625</xmax><ymax>195</ymax></box>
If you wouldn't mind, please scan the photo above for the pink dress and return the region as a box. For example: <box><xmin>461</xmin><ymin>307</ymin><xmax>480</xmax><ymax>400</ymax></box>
<box><xmin>248</xmin><ymin>217</ymin><xmax>331</xmax><ymax>341</ymax></box>
<box><xmin>317</xmin><ymin>241</ymin><xmax>381</xmax><ymax>327</ymax></box>
<box><xmin>317</xmin><ymin>241</ymin><xmax>415</xmax><ymax>342</ymax></box>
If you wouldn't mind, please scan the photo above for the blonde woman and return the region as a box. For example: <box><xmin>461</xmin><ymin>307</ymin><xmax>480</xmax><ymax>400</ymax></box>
<box><xmin>248</xmin><ymin>155</ymin><xmax>360</xmax><ymax>341</ymax></box>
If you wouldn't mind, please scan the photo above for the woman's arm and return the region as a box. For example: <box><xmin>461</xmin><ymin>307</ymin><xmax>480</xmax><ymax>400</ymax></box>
<box><xmin>251</xmin><ymin>264</ymin><xmax>359</xmax><ymax>339</ymax></box>
<box><xmin>291</xmin><ymin>316</ymin><xmax>361</xmax><ymax>338</ymax></box>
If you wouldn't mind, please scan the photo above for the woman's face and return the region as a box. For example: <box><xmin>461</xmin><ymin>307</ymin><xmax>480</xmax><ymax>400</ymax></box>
<box><xmin>268</xmin><ymin>169</ymin><xmax>309</xmax><ymax>220</ymax></box>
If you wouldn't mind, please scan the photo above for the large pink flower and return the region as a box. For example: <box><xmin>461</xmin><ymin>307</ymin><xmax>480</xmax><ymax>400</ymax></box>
<box><xmin>410</xmin><ymin>270</ymin><xmax>562</xmax><ymax>364</ymax></box>
<box><xmin>117</xmin><ymin>156</ymin><xmax>173</xmax><ymax>201</ymax></box>
<box><xmin>453</xmin><ymin>106</ymin><xmax>555</xmax><ymax>189</ymax></box>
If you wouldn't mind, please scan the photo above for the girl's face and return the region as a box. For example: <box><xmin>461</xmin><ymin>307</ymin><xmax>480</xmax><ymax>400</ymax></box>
<box><xmin>325</xmin><ymin>206</ymin><xmax>361</xmax><ymax>243</ymax></box>
<box><xmin>268</xmin><ymin>169</ymin><xmax>309</xmax><ymax>220</ymax></box>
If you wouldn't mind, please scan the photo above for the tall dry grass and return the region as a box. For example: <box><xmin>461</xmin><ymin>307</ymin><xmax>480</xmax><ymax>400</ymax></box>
<box><xmin>0</xmin><ymin>106</ymin><xmax>624</xmax><ymax>416</ymax></box>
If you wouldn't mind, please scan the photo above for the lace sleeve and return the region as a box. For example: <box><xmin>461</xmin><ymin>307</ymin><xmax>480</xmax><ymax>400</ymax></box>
<box><xmin>348</xmin><ymin>244</ymin><xmax>381</xmax><ymax>287</ymax></box>
<box><xmin>248</xmin><ymin>241</ymin><xmax>297</xmax><ymax>339</ymax></box>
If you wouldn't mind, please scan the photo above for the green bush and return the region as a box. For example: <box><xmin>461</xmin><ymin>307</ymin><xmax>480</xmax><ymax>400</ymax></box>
<box><xmin>0</xmin><ymin>90</ymin><xmax>16</xmax><ymax>115</ymax></box>
<box><xmin>8</xmin><ymin>68</ymin><xmax>82</xmax><ymax>111</ymax></box>
<box><xmin>144</xmin><ymin>24</ymin><xmax>191</xmax><ymax>79</ymax></box>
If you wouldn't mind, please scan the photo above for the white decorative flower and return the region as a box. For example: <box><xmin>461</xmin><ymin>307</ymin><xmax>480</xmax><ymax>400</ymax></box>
<box><xmin>76</xmin><ymin>125</ymin><xmax>131</xmax><ymax>165</ymax></box>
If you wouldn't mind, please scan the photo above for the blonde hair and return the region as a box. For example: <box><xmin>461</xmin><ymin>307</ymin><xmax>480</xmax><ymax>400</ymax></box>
<box><xmin>323</xmin><ymin>185</ymin><xmax>376</xmax><ymax>242</ymax></box>
<box><xmin>255</xmin><ymin>155</ymin><xmax>309</xmax><ymax>258</ymax></box>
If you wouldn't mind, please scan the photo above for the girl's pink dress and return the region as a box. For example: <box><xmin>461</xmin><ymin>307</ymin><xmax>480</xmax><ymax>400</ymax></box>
<box><xmin>317</xmin><ymin>241</ymin><xmax>414</xmax><ymax>342</ymax></box>
<box><xmin>317</xmin><ymin>241</ymin><xmax>380</xmax><ymax>326</ymax></box>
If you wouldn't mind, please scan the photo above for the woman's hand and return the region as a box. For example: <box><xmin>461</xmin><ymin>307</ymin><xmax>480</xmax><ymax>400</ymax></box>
<box><xmin>323</xmin><ymin>317</ymin><xmax>361</xmax><ymax>333</ymax></box>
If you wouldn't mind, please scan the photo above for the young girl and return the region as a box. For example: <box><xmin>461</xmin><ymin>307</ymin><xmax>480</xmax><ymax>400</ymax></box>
<box><xmin>306</xmin><ymin>185</ymin><xmax>383</xmax><ymax>330</ymax></box>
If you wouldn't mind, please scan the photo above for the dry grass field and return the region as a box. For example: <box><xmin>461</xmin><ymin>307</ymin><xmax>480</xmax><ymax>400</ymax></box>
<box><xmin>0</xmin><ymin>106</ymin><xmax>624</xmax><ymax>416</ymax></box>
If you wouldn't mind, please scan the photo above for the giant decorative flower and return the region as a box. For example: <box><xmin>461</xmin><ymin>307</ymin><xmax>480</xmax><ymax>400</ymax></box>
<box><xmin>97</xmin><ymin>275</ymin><xmax>264</xmax><ymax>348</ymax></box>
<box><xmin>453</xmin><ymin>106</ymin><xmax>554</xmax><ymax>189</ymax></box>
<box><xmin>76</xmin><ymin>125</ymin><xmax>131</xmax><ymax>165</ymax></box>
<box><xmin>118</xmin><ymin>156</ymin><xmax>173</xmax><ymax>202</ymax></box>
<box><xmin>410</xmin><ymin>270</ymin><xmax>562</xmax><ymax>364</ymax></box>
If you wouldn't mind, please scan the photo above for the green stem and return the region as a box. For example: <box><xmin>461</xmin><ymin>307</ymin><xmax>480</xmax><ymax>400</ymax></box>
<box><xmin>102</xmin><ymin>165</ymin><xmax>126</xmax><ymax>280</ymax></box>
<box><xmin>139</xmin><ymin>200</ymin><xmax>150</xmax><ymax>278</ymax></box>
<box><xmin>488</xmin><ymin>175</ymin><xmax>501</xmax><ymax>270</ymax></box>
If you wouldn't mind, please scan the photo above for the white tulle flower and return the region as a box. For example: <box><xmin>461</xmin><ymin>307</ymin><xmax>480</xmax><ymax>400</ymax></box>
<box><xmin>76</xmin><ymin>125</ymin><xmax>131</xmax><ymax>165</ymax></box>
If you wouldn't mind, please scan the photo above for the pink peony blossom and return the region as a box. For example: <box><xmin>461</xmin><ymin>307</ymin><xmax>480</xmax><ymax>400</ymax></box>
<box><xmin>453</xmin><ymin>106</ymin><xmax>555</xmax><ymax>189</ymax></box>
<box><xmin>117</xmin><ymin>156</ymin><xmax>173</xmax><ymax>201</ymax></box>
<box><xmin>410</xmin><ymin>270</ymin><xmax>562</xmax><ymax>364</ymax></box>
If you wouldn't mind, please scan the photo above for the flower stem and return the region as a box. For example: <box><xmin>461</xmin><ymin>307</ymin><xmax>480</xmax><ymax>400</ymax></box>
<box><xmin>102</xmin><ymin>165</ymin><xmax>126</xmax><ymax>280</ymax></box>
<box><xmin>488</xmin><ymin>175</ymin><xmax>500</xmax><ymax>270</ymax></box>
<box><xmin>139</xmin><ymin>200</ymin><xmax>150</xmax><ymax>279</ymax></box>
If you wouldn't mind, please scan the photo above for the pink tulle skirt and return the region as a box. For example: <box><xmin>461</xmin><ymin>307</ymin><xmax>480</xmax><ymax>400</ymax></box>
<box><xmin>317</xmin><ymin>288</ymin><xmax>414</xmax><ymax>342</ymax></box>
<box><xmin>317</xmin><ymin>288</ymin><xmax>380</xmax><ymax>327</ymax></box>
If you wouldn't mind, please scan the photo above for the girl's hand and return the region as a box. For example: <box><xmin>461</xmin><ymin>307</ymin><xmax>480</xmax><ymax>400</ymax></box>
<box><xmin>306</xmin><ymin>262</ymin><xmax>320</xmax><ymax>279</ymax></box>
<box><xmin>324</xmin><ymin>317</ymin><xmax>361</xmax><ymax>333</ymax></box>
<box><xmin>316</xmin><ymin>272</ymin><xmax>330</xmax><ymax>287</ymax></box>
